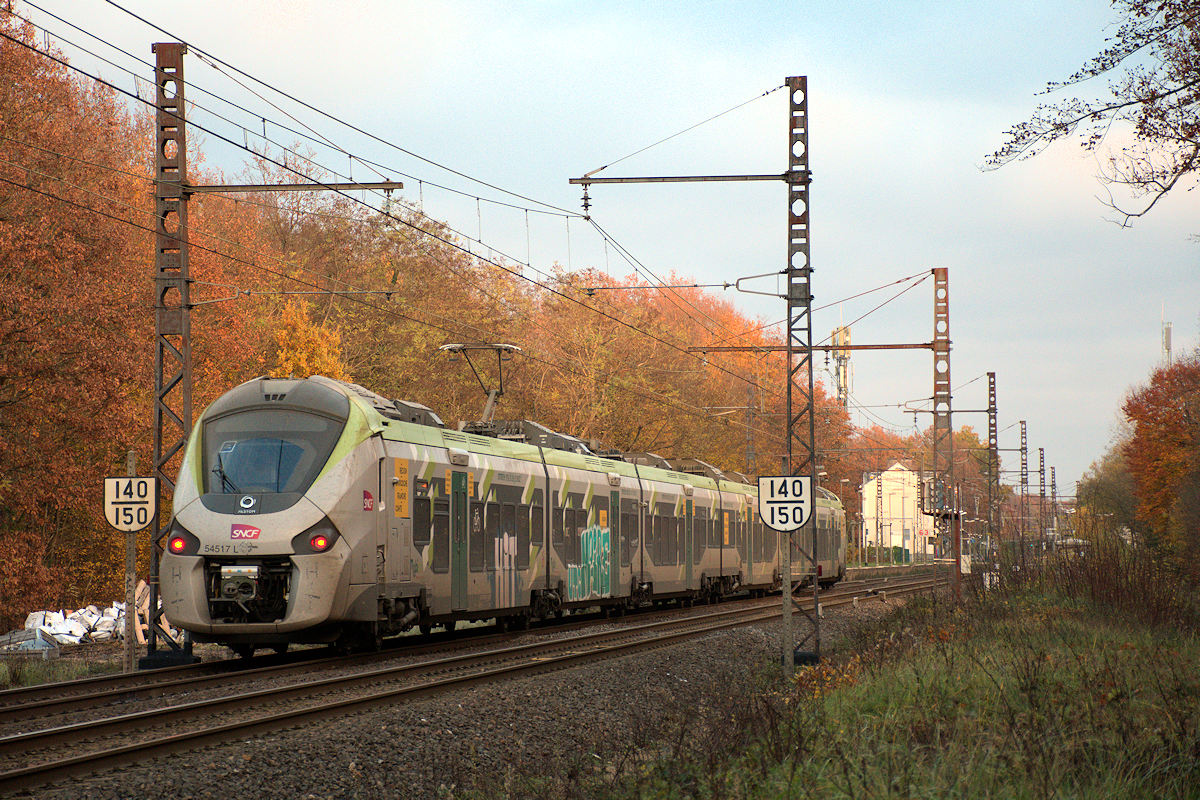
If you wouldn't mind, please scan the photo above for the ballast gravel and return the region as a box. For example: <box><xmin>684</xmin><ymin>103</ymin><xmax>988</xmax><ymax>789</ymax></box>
<box><xmin>19</xmin><ymin>599</ymin><xmax>901</xmax><ymax>800</ymax></box>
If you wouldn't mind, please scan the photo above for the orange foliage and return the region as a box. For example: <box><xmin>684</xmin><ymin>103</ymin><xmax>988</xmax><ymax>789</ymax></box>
<box><xmin>271</xmin><ymin>300</ymin><xmax>350</xmax><ymax>380</ymax></box>
<box><xmin>1122</xmin><ymin>351</ymin><xmax>1200</xmax><ymax>573</ymax></box>
<box><xmin>0</xmin><ymin>13</ymin><xmax>994</xmax><ymax>628</ymax></box>
<box><xmin>0</xmin><ymin>15</ymin><xmax>154</xmax><ymax>622</ymax></box>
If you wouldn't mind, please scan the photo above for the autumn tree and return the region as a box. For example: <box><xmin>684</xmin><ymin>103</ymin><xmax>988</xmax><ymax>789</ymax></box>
<box><xmin>0</xmin><ymin>15</ymin><xmax>282</xmax><ymax>623</ymax></box>
<box><xmin>1077</xmin><ymin>437</ymin><xmax>1143</xmax><ymax>541</ymax></box>
<box><xmin>271</xmin><ymin>300</ymin><xmax>351</xmax><ymax>380</ymax></box>
<box><xmin>1121</xmin><ymin>349</ymin><xmax>1200</xmax><ymax>575</ymax></box>
<box><xmin>0</xmin><ymin>13</ymin><xmax>157</xmax><ymax>624</ymax></box>
<box><xmin>989</xmin><ymin>0</ymin><xmax>1200</xmax><ymax>224</ymax></box>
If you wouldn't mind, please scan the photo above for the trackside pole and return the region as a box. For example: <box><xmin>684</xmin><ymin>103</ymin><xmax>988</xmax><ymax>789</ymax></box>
<box><xmin>124</xmin><ymin>450</ymin><xmax>137</xmax><ymax>673</ymax></box>
<box><xmin>780</xmin><ymin>468</ymin><xmax>792</xmax><ymax>675</ymax></box>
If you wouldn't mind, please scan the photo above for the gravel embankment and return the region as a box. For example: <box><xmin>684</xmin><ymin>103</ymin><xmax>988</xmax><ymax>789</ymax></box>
<box><xmin>15</xmin><ymin>599</ymin><xmax>900</xmax><ymax>800</ymax></box>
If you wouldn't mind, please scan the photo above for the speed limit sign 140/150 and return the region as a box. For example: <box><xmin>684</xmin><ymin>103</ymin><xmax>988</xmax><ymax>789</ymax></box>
<box><xmin>758</xmin><ymin>475</ymin><xmax>812</xmax><ymax>532</ymax></box>
<box><xmin>104</xmin><ymin>477</ymin><xmax>157</xmax><ymax>532</ymax></box>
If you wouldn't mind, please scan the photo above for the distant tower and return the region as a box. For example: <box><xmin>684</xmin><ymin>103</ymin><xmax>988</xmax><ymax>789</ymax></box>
<box><xmin>831</xmin><ymin>325</ymin><xmax>852</xmax><ymax>411</ymax></box>
<box><xmin>1163</xmin><ymin>322</ymin><xmax>1173</xmax><ymax>366</ymax></box>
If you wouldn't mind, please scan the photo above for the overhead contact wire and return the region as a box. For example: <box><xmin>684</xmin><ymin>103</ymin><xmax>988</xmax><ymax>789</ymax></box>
<box><xmin>2</xmin><ymin>22</ymin><xmax>784</xmax><ymax>402</ymax></box>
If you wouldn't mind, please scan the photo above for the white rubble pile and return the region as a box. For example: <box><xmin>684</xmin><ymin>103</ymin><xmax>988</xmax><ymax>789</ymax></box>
<box><xmin>7</xmin><ymin>580</ymin><xmax>185</xmax><ymax>648</ymax></box>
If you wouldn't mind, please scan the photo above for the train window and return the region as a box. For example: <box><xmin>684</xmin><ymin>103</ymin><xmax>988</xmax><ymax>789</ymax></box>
<box><xmin>648</xmin><ymin>513</ymin><xmax>657</xmax><ymax>563</ymax></box>
<box><xmin>532</xmin><ymin>503</ymin><xmax>544</xmax><ymax>548</ymax></box>
<box><xmin>655</xmin><ymin>514</ymin><xmax>663</xmax><ymax>565</ymax></box>
<box><xmin>432</xmin><ymin>499</ymin><xmax>449</xmax><ymax>573</ymax></box>
<box><xmin>552</xmin><ymin>495</ymin><xmax>565</xmax><ymax>561</ymax></box>
<box><xmin>664</xmin><ymin>513</ymin><xmax>674</xmax><ymax>566</ymax></box>
<box><xmin>485</xmin><ymin>502</ymin><xmax>500</xmax><ymax>571</ymax></box>
<box><xmin>203</xmin><ymin>409</ymin><xmax>343</xmax><ymax>495</ymax></box>
<box><xmin>675</xmin><ymin>515</ymin><xmax>685</xmax><ymax>566</ymax></box>
<box><xmin>694</xmin><ymin>516</ymin><xmax>704</xmax><ymax>564</ymax></box>
<box><xmin>620</xmin><ymin>511</ymin><xmax>633</xmax><ymax>566</ymax></box>
<box><xmin>753</xmin><ymin>519</ymin><xmax>762</xmax><ymax>563</ymax></box>
<box><xmin>514</xmin><ymin>503</ymin><xmax>529</xmax><ymax>570</ymax></box>
<box><xmin>739</xmin><ymin>516</ymin><xmax>748</xmax><ymax>562</ymax></box>
<box><xmin>660</xmin><ymin>514</ymin><xmax>671</xmax><ymax>566</ymax></box>
<box><xmin>564</xmin><ymin>507</ymin><xmax>576</xmax><ymax>564</ymax></box>
<box><xmin>647</xmin><ymin>513</ymin><xmax>659</xmax><ymax>565</ymax></box>
<box><xmin>469</xmin><ymin>501</ymin><xmax>484</xmax><ymax>572</ymax></box>
<box><xmin>570</xmin><ymin>507</ymin><xmax>586</xmax><ymax>564</ymax></box>
<box><xmin>667</xmin><ymin>515</ymin><xmax>676</xmax><ymax>566</ymax></box>
<box><xmin>413</xmin><ymin>497</ymin><xmax>431</xmax><ymax>549</ymax></box>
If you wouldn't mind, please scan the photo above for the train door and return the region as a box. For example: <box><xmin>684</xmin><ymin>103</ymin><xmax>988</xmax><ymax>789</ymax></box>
<box><xmin>386</xmin><ymin>460</ymin><xmax>410</xmax><ymax>585</ymax></box>
<box><xmin>609</xmin><ymin>491</ymin><xmax>621</xmax><ymax>596</ymax></box>
<box><xmin>451</xmin><ymin>470</ymin><xmax>468</xmax><ymax>611</ymax></box>
<box><xmin>684</xmin><ymin>499</ymin><xmax>693</xmax><ymax>588</ymax></box>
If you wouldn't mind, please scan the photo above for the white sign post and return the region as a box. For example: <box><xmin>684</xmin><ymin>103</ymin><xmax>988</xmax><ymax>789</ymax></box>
<box><xmin>759</xmin><ymin>475</ymin><xmax>812</xmax><ymax>532</ymax></box>
<box><xmin>105</xmin><ymin>473</ymin><xmax>156</xmax><ymax>673</ymax></box>
<box><xmin>759</xmin><ymin>474</ymin><xmax>814</xmax><ymax>672</ymax></box>
<box><xmin>104</xmin><ymin>477</ymin><xmax>157</xmax><ymax>533</ymax></box>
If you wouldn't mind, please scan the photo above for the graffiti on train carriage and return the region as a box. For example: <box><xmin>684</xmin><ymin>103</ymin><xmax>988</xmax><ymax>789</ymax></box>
<box><xmin>567</xmin><ymin>525</ymin><xmax>611</xmax><ymax>601</ymax></box>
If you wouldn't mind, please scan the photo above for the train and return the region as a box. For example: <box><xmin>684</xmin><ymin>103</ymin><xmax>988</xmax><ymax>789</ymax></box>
<box><xmin>160</xmin><ymin>375</ymin><xmax>847</xmax><ymax>654</ymax></box>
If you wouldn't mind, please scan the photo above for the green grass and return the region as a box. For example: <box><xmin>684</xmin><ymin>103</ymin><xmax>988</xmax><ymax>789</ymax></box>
<box><xmin>738</xmin><ymin>596</ymin><xmax>1200</xmax><ymax>799</ymax></box>
<box><xmin>470</xmin><ymin>542</ymin><xmax>1200</xmax><ymax>799</ymax></box>
<box><xmin>0</xmin><ymin>654</ymin><xmax>121</xmax><ymax>689</ymax></box>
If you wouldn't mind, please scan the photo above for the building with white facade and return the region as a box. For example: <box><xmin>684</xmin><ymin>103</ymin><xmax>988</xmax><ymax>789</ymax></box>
<box><xmin>861</xmin><ymin>463</ymin><xmax>934</xmax><ymax>562</ymax></box>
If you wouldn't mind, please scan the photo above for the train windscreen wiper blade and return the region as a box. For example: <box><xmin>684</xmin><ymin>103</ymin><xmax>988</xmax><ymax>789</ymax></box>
<box><xmin>212</xmin><ymin>452</ymin><xmax>241</xmax><ymax>493</ymax></box>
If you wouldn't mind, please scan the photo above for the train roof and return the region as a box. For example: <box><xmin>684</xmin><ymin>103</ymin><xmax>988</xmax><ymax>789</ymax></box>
<box><xmin>306</xmin><ymin>376</ymin><xmax>841</xmax><ymax>507</ymax></box>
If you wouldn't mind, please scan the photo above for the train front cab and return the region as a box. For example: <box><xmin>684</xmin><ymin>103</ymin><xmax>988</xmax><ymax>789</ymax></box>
<box><xmin>161</xmin><ymin>377</ymin><xmax>380</xmax><ymax>647</ymax></box>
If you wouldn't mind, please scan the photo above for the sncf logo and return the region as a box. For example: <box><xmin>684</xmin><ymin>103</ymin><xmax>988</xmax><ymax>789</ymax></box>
<box><xmin>363</xmin><ymin>490</ymin><xmax>375</xmax><ymax>512</ymax></box>
<box><xmin>231</xmin><ymin>524</ymin><xmax>261</xmax><ymax>540</ymax></box>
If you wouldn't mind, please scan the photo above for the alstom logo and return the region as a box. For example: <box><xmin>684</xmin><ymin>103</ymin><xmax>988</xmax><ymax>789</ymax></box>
<box><xmin>231</xmin><ymin>524</ymin><xmax>261</xmax><ymax>540</ymax></box>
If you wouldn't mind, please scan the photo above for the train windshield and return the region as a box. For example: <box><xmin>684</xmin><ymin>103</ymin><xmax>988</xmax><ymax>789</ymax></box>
<box><xmin>203</xmin><ymin>409</ymin><xmax>344</xmax><ymax>495</ymax></box>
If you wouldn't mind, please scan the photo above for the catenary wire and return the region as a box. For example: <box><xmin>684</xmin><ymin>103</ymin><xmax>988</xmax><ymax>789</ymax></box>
<box><xmin>15</xmin><ymin>6</ymin><xmax>792</xmax><ymax>361</ymax></box>
<box><xmin>0</xmin><ymin>28</ymin><xmax>777</xmax><ymax>400</ymax></box>
<box><xmin>582</xmin><ymin>83</ymin><xmax>786</xmax><ymax>177</ymax></box>
<box><xmin>0</xmin><ymin>171</ymin><xmax>786</xmax><ymax>444</ymax></box>
<box><xmin>99</xmin><ymin>0</ymin><xmax>581</xmax><ymax>217</ymax></box>
<box><xmin>5</xmin><ymin>8</ymin><xmax>573</xmax><ymax>289</ymax></box>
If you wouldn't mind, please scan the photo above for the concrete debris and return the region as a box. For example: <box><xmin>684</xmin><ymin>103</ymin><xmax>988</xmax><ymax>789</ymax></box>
<box><xmin>3</xmin><ymin>580</ymin><xmax>185</xmax><ymax>651</ymax></box>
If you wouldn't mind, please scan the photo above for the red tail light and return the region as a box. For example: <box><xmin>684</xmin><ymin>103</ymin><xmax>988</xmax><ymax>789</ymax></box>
<box><xmin>165</xmin><ymin>521</ymin><xmax>200</xmax><ymax>555</ymax></box>
<box><xmin>292</xmin><ymin>518</ymin><xmax>340</xmax><ymax>554</ymax></box>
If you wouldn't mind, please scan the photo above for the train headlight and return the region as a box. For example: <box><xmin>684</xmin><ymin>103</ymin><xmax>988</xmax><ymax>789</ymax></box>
<box><xmin>291</xmin><ymin>517</ymin><xmax>341</xmax><ymax>554</ymax></box>
<box><xmin>166</xmin><ymin>520</ymin><xmax>200</xmax><ymax>556</ymax></box>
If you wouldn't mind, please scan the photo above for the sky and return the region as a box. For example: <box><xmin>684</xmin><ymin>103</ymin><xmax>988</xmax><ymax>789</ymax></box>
<box><xmin>17</xmin><ymin>0</ymin><xmax>1199</xmax><ymax>490</ymax></box>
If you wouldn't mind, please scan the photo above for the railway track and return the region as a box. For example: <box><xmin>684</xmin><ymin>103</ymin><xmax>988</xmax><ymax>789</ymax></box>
<box><xmin>0</xmin><ymin>573</ymin><xmax>918</xmax><ymax>722</ymax></box>
<box><xmin>0</xmin><ymin>573</ymin><xmax>940</xmax><ymax>794</ymax></box>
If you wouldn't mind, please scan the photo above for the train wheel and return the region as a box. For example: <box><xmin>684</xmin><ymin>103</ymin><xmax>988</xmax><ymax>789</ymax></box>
<box><xmin>232</xmin><ymin>644</ymin><xmax>255</xmax><ymax>659</ymax></box>
<box><xmin>272</xmin><ymin>644</ymin><xmax>288</xmax><ymax>656</ymax></box>
<box><xmin>419</xmin><ymin>622</ymin><xmax>432</xmax><ymax>636</ymax></box>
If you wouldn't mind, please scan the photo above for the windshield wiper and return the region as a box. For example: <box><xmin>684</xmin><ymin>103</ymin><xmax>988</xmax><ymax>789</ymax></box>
<box><xmin>212</xmin><ymin>452</ymin><xmax>241</xmax><ymax>493</ymax></box>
